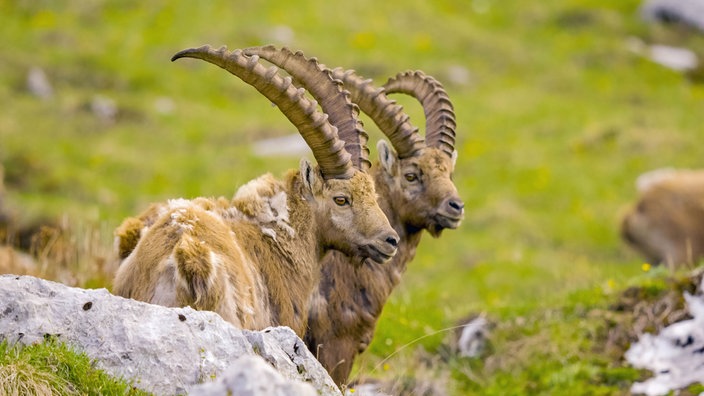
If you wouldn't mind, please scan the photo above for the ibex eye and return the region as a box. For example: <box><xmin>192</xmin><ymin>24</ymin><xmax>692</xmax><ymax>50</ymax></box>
<box><xmin>404</xmin><ymin>173</ymin><xmax>418</xmax><ymax>182</ymax></box>
<box><xmin>334</xmin><ymin>196</ymin><xmax>349</xmax><ymax>206</ymax></box>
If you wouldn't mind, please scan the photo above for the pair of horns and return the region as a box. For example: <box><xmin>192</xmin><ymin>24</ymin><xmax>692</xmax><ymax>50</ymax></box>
<box><xmin>239</xmin><ymin>45</ymin><xmax>456</xmax><ymax>159</ymax></box>
<box><xmin>384</xmin><ymin>71</ymin><xmax>457</xmax><ymax>158</ymax></box>
<box><xmin>331</xmin><ymin>69</ymin><xmax>457</xmax><ymax>159</ymax></box>
<box><xmin>172</xmin><ymin>45</ymin><xmax>367</xmax><ymax>180</ymax></box>
<box><xmin>172</xmin><ymin>45</ymin><xmax>458</xmax><ymax>175</ymax></box>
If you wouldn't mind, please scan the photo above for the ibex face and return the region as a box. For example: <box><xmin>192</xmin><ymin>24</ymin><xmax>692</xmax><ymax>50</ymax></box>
<box><xmin>377</xmin><ymin>141</ymin><xmax>464</xmax><ymax>237</ymax></box>
<box><xmin>621</xmin><ymin>198</ymin><xmax>677</xmax><ymax>265</ymax></box>
<box><xmin>301</xmin><ymin>160</ymin><xmax>398</xmax><ymax>264</ymax></box>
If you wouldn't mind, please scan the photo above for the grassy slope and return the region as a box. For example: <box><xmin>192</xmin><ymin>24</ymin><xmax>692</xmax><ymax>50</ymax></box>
<box><xmin>0</xmin><ymin>339</ymin><xmax>148</xmax><ymax>395</ymax></box>
<box><xmin>1</xmin><ymin>0</ymin><xmax>703</xmax><ymax>394</ymax></box>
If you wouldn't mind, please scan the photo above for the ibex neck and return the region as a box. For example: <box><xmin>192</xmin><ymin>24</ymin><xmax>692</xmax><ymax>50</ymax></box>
<box><xmin>361</xmin><ymin>166</ymin><xmax>425</xmax><ymax>284</ymax></box>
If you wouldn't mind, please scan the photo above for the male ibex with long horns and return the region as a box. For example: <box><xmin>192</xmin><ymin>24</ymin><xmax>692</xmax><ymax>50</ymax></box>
<box><xmin>243</xmin><ymin>46</ymin><xmax>464</xmax><ymax>385</ymax></box>
<box><xmin>112</xmin><ymin>45</ymin><xmax>399</xmax><ymax>337</ymax></box>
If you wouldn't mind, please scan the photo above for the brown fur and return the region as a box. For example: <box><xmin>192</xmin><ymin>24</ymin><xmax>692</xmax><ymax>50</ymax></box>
<box><xmin>0</xmin><ymin>246</ymin><xmax>37</xmax><ymax>276</ymax></box>
<box><xmin>621</xmin><ymin>169</ymin><xmax>704</xmax><ymax>268</ymax></box>
<box><xmin>113</xmin><ymin>165</ymin><xmax>397</xmax><ymax>336</ymax></box>
<box><xmin>305</xmin><ymin>145</ymin><xmax>464</xmax><ymax>386</ymax></box>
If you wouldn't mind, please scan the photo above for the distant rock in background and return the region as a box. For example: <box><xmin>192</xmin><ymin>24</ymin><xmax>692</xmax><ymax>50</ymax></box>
<box><xmin>0</xmin><ymin>275</ymin><xmax>341</xmax><ymax>396</ymax></box>
<box><xmin>153</xmin><ymin>96</ymin><xmax>175</xmax><ymax>115</ymax></box>
<box><xmin>456</xmin><ymin>315</ymin><xmax>491</xmax><ymax>358</ymax></box>
<box><xmin>26</xmin><ymin>67</ymin><xmax>53</xmax><ymax>100</ymax></box>
<box><xmin>648</xmin><ymin>44</ymin><xmax>699</xmax><ymax>71</ymax></box>
<box><xmin>625</xmin><ymin>274</ymin><xmax>704</xmax><ymax>396</ymax></box>
<box><xmin>252</xmin><ymin>134</ymin><xmax>312</xmax><ymax>157</ymax></box>
<box><xmin>625</xmin><ymin>37</ymin><xmax>699</xmax><ymax>72</ymax></box>
<box><xmin>444</xmin><ymin>64</ymin><xmax>473</xmax><ymax>88</ymax></box>
<box><xmin>90</xmin><ymin>95</ymin><xmax>118</xmax><ymax>124</ymax></box>
<box><xmin>266</xmin><ymin>25</ymin><xmax>295</xmax><ymax>46</ymax></box>
<box><xmin>641</xmin><ymin>0</ymin><xmax>704</xmax><ymax>32</ymax></box>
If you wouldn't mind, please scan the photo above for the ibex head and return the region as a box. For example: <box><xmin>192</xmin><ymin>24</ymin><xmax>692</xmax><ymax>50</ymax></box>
<box><xmin>240</xmin><ymin>46</ymin><xmax>464</xmax><ymax>238</ymax></box>
<box><xmin>338</xmin><ymin>68</ymin><xmax>464</xmax><ymax>237</ymax></box>
<box><xmin>299</xmin><ymin>160</ymin><xmax>397</xmax><ymax>264</ymax></box>
<box><xmin>379</xmin><ymin>70</ymin><xmax>463</xmax><ymax>236</ymax></box>
<box><xmin>172</xmin><ymin>46</ymin><xmax>398</xmax><ymax>264</ymax></box>
<box><xmin>376</xmin><ymin>140</ymin><xmax>462</xmax><ymax>237</ymax></box>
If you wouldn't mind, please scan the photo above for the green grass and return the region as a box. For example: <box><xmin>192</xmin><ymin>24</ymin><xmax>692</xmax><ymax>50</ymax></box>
<box><xmin>0</xmin><ymin>339</ymin><xmax>148</xmax><ymax>395</ymax></box>
<box><xmin>1</xmin><ymin>0</ymin><xmax>704</xmax><ymax>394</ymax></box>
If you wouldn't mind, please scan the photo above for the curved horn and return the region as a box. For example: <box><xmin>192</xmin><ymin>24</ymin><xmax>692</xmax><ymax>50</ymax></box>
<box><xmin>329</xmin><ymin>68</ymin><xmax>424</xmax><ymax>159</ymax></box>
<box><xmin>172</xmin><ymin>45</ymin><xmax>354</xmax><ymax>180</ymax></box>
<box><xmin>384</xmin><ymin>70</ymin><xmax>456</xmax><ymax>158</ymax></box>
<box><xmin>243</xmin><ymin>45</ymin><xmax>371</xmax><ymax>171</ymax></box>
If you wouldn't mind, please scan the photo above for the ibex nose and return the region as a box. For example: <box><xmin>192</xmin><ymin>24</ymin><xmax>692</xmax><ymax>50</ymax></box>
<box><xmin>447</xmin><ymin>198</ymin><xmax>465</xmax><ymax>216</ymax></box>
<box><xmin>385</xmin><ymin>235</ymin><xmax>399</xmax><ymax>248</ymax></box>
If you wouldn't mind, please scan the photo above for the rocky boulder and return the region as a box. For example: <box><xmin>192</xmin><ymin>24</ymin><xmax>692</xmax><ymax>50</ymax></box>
<box><xmin>0</xmin><ymin>275</ymin><xmax>340</xmax><ymax>395</ymax></box>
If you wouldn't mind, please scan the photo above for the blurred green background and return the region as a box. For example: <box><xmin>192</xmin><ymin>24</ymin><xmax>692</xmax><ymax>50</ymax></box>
<box><xmin>1</xmin><ymin>0</ymin><xmax>703</xmax><ymax>394</ymax></box>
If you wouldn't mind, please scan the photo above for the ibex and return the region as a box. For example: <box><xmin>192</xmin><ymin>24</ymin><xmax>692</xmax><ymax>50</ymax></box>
<box><xmin>112</xmin><ymin>45</ymin><xmax>399</xmax><ymax>337</ymax></box>
<box><xmin>621</xmin><ymin>168</ymin><xmax>704</xmax><ymax>268</ymax></box>
<box><xmin>242</xmin><ymin>46</ymin><xmax>464</xmax><ymax>385</ymax></box>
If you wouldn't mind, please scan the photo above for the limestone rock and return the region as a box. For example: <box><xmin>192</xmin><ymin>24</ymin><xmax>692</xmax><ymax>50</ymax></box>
<box><xmin>189</xmin><ymin>355</ymin><xmax>317</xmax><ymax>396</ymax></box>
<box><xmin>0</xmin><ymin>275</ymin><xmax>341</xmax><ymax>395</ymax></box>
<box><xmin>26</xmin><ymin>67</ymin><xmax>53</xmax><ymax>100</ymax></box>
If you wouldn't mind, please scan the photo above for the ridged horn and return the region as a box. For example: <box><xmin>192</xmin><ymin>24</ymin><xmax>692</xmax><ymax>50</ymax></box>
<box><xmin>243</xmin><ymin>45</ymin><xmax>372</xmax><ymax>172</ymax></box>
<box><xmin>172</xmin><ymin>45</ymin><xmax>354</xmax><ymax>180</ymax></box>
<box><xmin>329</xmin><ymin>68</ymin><xmax>425</xmax><ymax>159</ymax></box>
<box><xmin>384</xmin><ymin>70</ymin><xmax>456</xmax><ymax>158</ymax></box>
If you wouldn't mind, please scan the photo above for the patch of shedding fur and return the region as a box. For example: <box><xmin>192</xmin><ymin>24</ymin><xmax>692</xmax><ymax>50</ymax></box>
<box><xmin>152</xmin><ymin>259</ymin><xmax>178</xmax><ymax>307</ymax></box>
<box><xmin>233</xmin><ymin>174</ymin><xmax>295</xmax><ymax>238</ymax></box>
<box><xmin>161</xmin><ymin>199</ymin><xmax>200</xmax><ymax>231</ymax></box>
<box><xmin>207</xmin><ymin>250</ymin><xmax>221</xmax><ymax>287</ymax></box>
<box><xmin>170</xmin><ymin>251</ymin><xmax>192</xmax><ymax>300</ymax></box>
<box><xmin>261</xmin><ymin>227</ymin><xmax>277</xmax><ymax>240</ymax></box>
<box><xmin>222</xmin><ymin>273</ymin><xmax>256</xmax><ymax>317</ymax></box>
<box><xmin>223</xmin><ymin>206</ymin><xmax>245</xmax><ymax>222</ymax></box>
<box><xmin>165</xmin><ymin>198</ymin><xmax>193</xmax><ymax>212</ymax></box>
<box><xmin>269</xmin><ymin>191</ymin><xmax>294</xmax><ymax>237</ymax></box>
<box><xmin>224</xmin><ymin>231</ymin><xmax>257</xmax><ymax>317</ymax></box>
<box><xmin>170</xmin><ymin>208</ymin><xmax>197</xmax><ymax>231</ymax></box>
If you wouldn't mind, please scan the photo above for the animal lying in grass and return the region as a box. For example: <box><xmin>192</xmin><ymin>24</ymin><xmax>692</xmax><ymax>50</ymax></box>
<box><xmin>621</xmin><ymin>168</ymin><xmax>704</xmax><ymax>268</ymax></box>
<box><xmin>112</xmin><ymin>45</ymin><xmax>399</xmax><ymax>337</ymax></box>
<box><xmin>243</xmin><ymin>45</ymin><xmax>464</xmax><ymax>385</ymax></box>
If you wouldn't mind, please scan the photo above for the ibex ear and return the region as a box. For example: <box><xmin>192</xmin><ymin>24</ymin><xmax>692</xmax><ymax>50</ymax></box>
<box><xmin>377</xmin><ymin>140</ymin><xmax>398</xmax><ymax>176</ymax></box>
<box><xmin>451</xmin><ymin>150</ymin><xmax>458</xmax><ymax>169</ymax></box>
<box><xmin>300</xmin><ymin>158</ymin><xmax>321</xmax><ymax>199</ymax></box>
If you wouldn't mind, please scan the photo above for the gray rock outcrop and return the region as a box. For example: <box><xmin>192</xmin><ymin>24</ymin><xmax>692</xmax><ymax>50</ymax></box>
<box><xmin>0</xmin><ymin>275</ymin><xmax>340</xmax><ymax>395</ymax></box>
<box><xmin>189</xmin><ymin>355</ymin><xmax>317</xmax><ymax>396</ymax></box>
